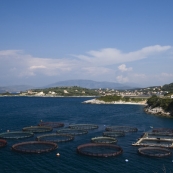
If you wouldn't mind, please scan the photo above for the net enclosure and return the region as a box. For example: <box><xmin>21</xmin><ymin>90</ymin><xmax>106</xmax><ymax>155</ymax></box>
<box><xmin>105</xmin><ymin>126</ymin><xmax>138</xmax><ymax>132</ymax></box>
<box><xmin>22</xmin><ymin>126</ymin><xmax>53</xmax><ymax>133</ymax></box>
<box><xmin>152</xmin><ymin>128</ymin><xmax>173</xmax><ymax>134</ymax></box>
<box><xmin>77</xmin><ymin>143</ymin><xmax>123</xmax><ymax>157</ymax></box>
<box><xmin>56</xmin><ymin>129</ymin><xmax>88</xmax><ymax>135</ymax></box>
<box><xmin>103</xmin><ymin>131</ymin><xmax>125</xmax><ymax>137</ymax></box>
<box><xmin>69</xmin><ymin>124</ymin><xmax>98</xmax><ymax>130</ymax></box>
<box><xmin>138</xmin><ymin>147</ymin><xmax>172</xmax><ymax>157</ymax></box>
<box><xmin>0</xmin><ymin>139</ymin><xmax>7</xmax><ymax>148</ymax></box>
<box><xmin>12</xmin><ymin>141</ymin><xmax>57</xmax><ymax>153</ymax></box>
<box><xmin>38</xmin><ymin>122</ymin><xmax>64</xmax><ymax>128</ymax></box>
<box><xmin>0</xmin><ymin>131</ymin><xmax>34</xmax><ymax>139</ymax></box>
<box><xmin>91</xmin><ymin>137</ymin><xmax>117</xmax><ymax>144</ymax></box>
<box><xmin>144</xmin><ymin>132</ymin><xmax>173</xmax><ymax>140</ymax></box>
<box><xmin>36</xmin><ymin>133</ymin><xmax>74</xmax><ymax>143</ymax></box>
<box><xmin>133</xmin><ymin>138</ymin><xmax>173</xmax><ymax>148</ymax></box>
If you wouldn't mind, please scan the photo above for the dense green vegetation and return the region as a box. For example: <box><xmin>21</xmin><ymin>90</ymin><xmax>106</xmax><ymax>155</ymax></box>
<box><xmin>97</xmin><ymin>95</ymin><xmax>145</xmax><ymax>102</ymax></box>
<box><xmin>0</xmin><ymin>92</ymin><xmax>14</xmax><ymax>95</ymax></box>
<box><xmin>147</xmin><ymin>95</ymin><xmax>173</xmax><ymax>111</ymax></box>
<box><xmin>31</xmin><ymin>86</ymin><xmax>99</xmax><ymax>96</ymax></box>
<box><xmin>162</xmin><ymin>82</ymin><xmax>173</xmax><ymax>92</ymax></box>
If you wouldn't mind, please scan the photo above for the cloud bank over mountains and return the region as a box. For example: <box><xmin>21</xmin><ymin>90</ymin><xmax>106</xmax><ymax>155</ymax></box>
<box><xmin>0</xmin><ymin>45</ymin><xmax>172</xmax><ymax>87</ymax></box>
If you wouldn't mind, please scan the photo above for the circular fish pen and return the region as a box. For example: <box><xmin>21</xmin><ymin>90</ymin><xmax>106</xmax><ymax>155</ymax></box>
<box><xmin>56</xmin><ymin>129</ymin><xmax>88</xmax><ymax>135</ymax></box>
<box><xmin>0</xmin><ymin>131</ymin><xmax>34</xmax><ymax>139</ymax></box>
<box><xmin>36</xmin><ymin>133</ymin><xmax>74</xmax><ymax>143</ymax></box>
<box><xmin>152</xmin><ymin>128</ymin><xmax>173</xmax><ymax>134</ymax></box>
<box><xmin>22</xmin><ymin>126</ymin><xmax>53</xmax><ymax>133</ymax></box>
<box><xmin>105</xmin><ymin>126</ymin><xmax>138</xmax><ymax>132</ymax></box>
<box><xmin>69</xmin><ymin>124</ymin><xmax>98</xmax><ymax>130</ymax></box>
<box><xmin>77</xmin><ymin>143</ymin><xmax>123</xmax><ymax>157</ymax></box>
<box><xmin>38</xmin><ymin>122</ymin><xmax>64</xmax><ymax>128</ymax></box>
<box><xmin>103</xmin><ymin>131</ymin><xmax>125</xmax><ymax>137</ymax></box>
<box><xmin>138</xmin><ymin>147</ymin><xmax>172</xmax><ymax>157</ymax></box>
<box><xmin>12</xmin><ymin>141</ymin><xmax>58</xmax><ymax>153</ymax></box>
<box><xmin>91</xmin><ymin>137</ymin><xmax>117</xmax><ymax>144</ymax></box>
<box><xmin>0</xmin><ymin>139</ymin><xmax>7</xmax><ymax>148</ymax></box>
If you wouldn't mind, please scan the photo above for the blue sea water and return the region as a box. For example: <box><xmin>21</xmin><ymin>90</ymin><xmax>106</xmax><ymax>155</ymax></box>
<box><xmin>0</xmin><ymin>97</ymin><xmax>173</xmax><ymax>173</ymax></box>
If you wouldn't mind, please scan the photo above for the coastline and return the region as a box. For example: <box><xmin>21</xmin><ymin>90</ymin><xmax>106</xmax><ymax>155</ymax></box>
<box><xmin>82</xmin><ymin>98</ymin><xmax>147</xmax><ymax>105</ymax></box>
<box><xmin>83</xmin><ymin>98</ymin><xmax>173</xmax><ymax>118</ymax></box>
<box><xmin>0</xmin><ymin>95</ymin><xmax>96</xmax><ymax>98</ymax></box>
<box><xmin>144</xmin><ymin>106</ymin><xmax>172</xmax><ymax>118</ymax></box>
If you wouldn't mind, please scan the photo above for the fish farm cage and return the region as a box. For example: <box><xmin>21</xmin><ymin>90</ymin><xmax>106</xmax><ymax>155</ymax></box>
<box><xmin>36</xmin><ymin>133</ymin><xmax>74</xmax><ymax>143</ymax></box>
<box><xmin>103</xmin><ymin>131</ymin><xmax>125</xmax><ymax>137</ymax></box>
<box><xmin>77</xmin><ymin>143</ymin><xmax>123</xmax><ymax>157</ymax></box>
<box><xmin>56</xmin><ymin>129</ymin><xmax>88</xmax><ymax>135</ymax></box>
<box><xmin>22</xmin><ymin>126</ymin><xmax>53</xmax><ymax>133</ymax></box>
<box><xmin>0</xmin><ymin>131</ymin><xmax>34</xmax><ymax>139</ymax></box>
<box><xmin>152</xmin><ymin>128</ymin><xmax>173</xmax><ymax>134</ymax></box>
<box><xmin>105</xmin><ymin>126</ymin><xmax>138</xmax><ymax>132</ymax></box>
<box><xmin>12</xmin><ymin>141</ymin><xmax>58</xmax><ymax>153</ymax></box>
<box><xmin>38</xmin><ymin>122</ymin><xmax>64</xmax><ymax>128</ymax></box>
<box><xmin>134</xmin><ymin>138</ymin><xmax>173</xmax><ymax>148</ymax></box>
<box><xmin>91</xmin><ymin>137</ymin><xmax>117</xmax><ymax>144</ymax></box>
<box><xmin>138</xmin><ymin>147</ymin><xmax>172</xmax><ymax>157</ymax></box>
<box><xmin>0</xmin><ymin>139</ymin><xmax>7</xmax><ymax>148</ymax></box>
<box><xmin>144</xmin><ymin>132</ymin><xmax>173</xmax><ymax>140</ymax></box>
<box><xmin>69</xmin><ymin>124</ymin><xmax>99</xmax><ymax>130</ymax></box>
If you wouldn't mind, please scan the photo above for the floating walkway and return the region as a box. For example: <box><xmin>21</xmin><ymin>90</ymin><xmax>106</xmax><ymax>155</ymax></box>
<box><xmin>132</xmin><ymin>132</ymin><xmax>173</xmax><ymax>148</ymax></box>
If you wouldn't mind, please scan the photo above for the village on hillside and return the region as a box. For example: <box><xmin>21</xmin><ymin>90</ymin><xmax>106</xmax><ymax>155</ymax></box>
<box><xmin>1</xmin><ymin>85</ymin><xmax>173</xmax><ymax>99</ymax></box>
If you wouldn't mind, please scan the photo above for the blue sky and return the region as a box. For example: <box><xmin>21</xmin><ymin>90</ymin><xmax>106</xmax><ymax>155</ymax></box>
<box><xmin>0</xmin><ymin>0</ymin><xmax>173</xmax><ymax>87</ymax></box>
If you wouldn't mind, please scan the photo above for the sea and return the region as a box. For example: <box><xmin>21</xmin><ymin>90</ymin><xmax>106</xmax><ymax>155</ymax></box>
<box><xmin>0</xmin><ymin>97</ymin><xmax>173</xmax><ymax>173</ymax></box>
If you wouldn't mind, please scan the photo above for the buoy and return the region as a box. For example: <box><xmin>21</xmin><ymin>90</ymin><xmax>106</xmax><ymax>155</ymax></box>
<box><xmin>125</xmin><ymin>159</ymin><xmax>129</xmax><ymax>162</ymax></box>
<box><xmin>56</xmin><ymin>153</ymin><xmax>60</xmax><ymax>156</ymax></box>
<box><xmin>7</xmin><ymin>130</ymin><xmax>10</xmax><ymax>132</ymax></box>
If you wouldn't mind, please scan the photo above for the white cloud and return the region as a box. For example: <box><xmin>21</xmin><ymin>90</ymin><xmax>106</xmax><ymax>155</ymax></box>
<box><xmin>118</xmin><ymin>64</ymin><xmax>132</xmax><ymax>72</ymax></box>
<box><xmin>0</xmin><ymin>50</ymin><xmax>22</xmax><ymax>56</ymax></box>
<box><xmin>133</xmin><ymin>73</ymin><xmax>147</xmax><ymax>78</ymax></box>
<box><xmin>75</xmin><ymin>45</ymin><xmax>171</xmax><ymax>66</ymax></box>
<box><xmin>161</xmin><ymin>73</ymin><xmax>173</xmax><ymax>77</ymax></box>
<box><xmin>0</xmin><ymin>45</ymin><xmax>172</xmax><ymax>86</ymax></box>
<box><xmin>29</xmin><ymin>65</ymin><xmax>47</xmax><ymax>69</ymax></box>
<box><xmin>116</xmin><ymin>75</ymin><xmax>129</xmax><ymax>83</ymax></box>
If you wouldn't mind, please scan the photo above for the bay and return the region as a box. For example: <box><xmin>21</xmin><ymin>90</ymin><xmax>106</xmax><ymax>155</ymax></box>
<box><xmin>0</xmin><ymin>97</ymin><xmax>172</xmax><ymax>173</ymax></box>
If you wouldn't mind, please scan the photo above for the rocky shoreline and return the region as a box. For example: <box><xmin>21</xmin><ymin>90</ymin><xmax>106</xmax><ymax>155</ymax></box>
<box><xmin>83</xmin><ymin>98</ymin><xmax>173</xmax><ymax>118</ymax></box>
<box><xmin>144</xmin><ymin>106</ymin><xmax>172</xmax><ymax>117</ymax></box>
<box><xmin>82</xmin><ymin>98</ymin><xmax>147</xmax><ymax>105</ymax></box>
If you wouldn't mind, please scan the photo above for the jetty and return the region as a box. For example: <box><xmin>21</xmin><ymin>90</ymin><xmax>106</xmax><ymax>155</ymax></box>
<box><xmin>132</xmin><ymin>132</ymin><xmax>173</xmax><ymax>148</ymax></box>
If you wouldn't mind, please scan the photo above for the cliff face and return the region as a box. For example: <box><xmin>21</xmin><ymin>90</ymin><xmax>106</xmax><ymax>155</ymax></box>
<box><xmin>144</xmin><ymin>106</ymin><xmax>173</xmax><ymax>117</ymax></box>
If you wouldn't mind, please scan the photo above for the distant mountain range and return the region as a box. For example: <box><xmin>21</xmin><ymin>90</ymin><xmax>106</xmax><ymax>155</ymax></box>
<box><xmin>45</xmin><ymin>80</ymin><xmax>135</xmax><ymax>89</ymax></box>
<box><xmin>0</xmin><ymin>79</ymin><xmax>142</xmax><ymax>93</ymax></box>
<box><xmin>0</xmin><ymin>85</ymin><xmax>34</xmax><ymax>93</ymax></box>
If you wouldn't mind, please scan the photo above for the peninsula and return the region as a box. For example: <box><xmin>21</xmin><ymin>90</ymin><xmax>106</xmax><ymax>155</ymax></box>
<box><xmin>83</xmin><ymin>95</ymin><xmax>147</xmax><ymax>105</ymax></box>
<box><xmin>83</xmin><ymin>94</ymin><xmax>173</xmax><ymax>118</ymax></box>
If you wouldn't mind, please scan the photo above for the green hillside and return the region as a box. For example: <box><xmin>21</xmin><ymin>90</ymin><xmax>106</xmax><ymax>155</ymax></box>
<box><xmin>162</xmin><ymin>82</ymin><xmax>173</xmax><ymax>92</ymax></box>
<box><xmin>31</xmin><ymin>86</ymin><xmax>99</xmax><ymax>96</ymax></box>
<box><xmin>147</xmin><ymin>95</ymin><xmax>173</xmax><ymax>112</ymax></box>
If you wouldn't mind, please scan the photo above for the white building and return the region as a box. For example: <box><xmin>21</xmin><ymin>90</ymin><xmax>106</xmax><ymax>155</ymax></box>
<box><xmin>35</xmin><ymin>91</ymin><xmax>45</xmax><ymax>96</ymax></box>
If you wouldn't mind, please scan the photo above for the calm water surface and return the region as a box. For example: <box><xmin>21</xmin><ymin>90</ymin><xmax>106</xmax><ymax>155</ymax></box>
<box><xmin>0</xmin><ymin>97</ymin><xmax>173</xmax><ymax>173</ymax></box>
